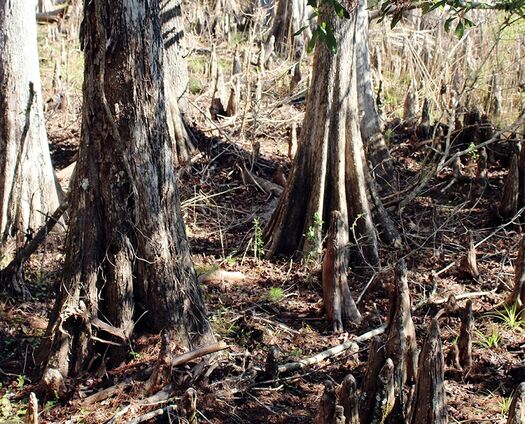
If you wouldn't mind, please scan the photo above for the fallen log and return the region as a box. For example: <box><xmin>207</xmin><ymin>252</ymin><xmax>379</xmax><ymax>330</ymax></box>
<box><xmin>277</xmin><ymin>325</ymin><xmax>385</xmax><ymax>374</ymax></box>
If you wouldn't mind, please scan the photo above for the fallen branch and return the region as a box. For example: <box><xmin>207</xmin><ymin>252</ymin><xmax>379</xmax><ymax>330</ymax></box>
<box><xmin>171</xmin><ymin>342</ymin><xmax>229</xmax><ymax>368</ymax></box>
<box><xmin>277</xmin><ymin>326</ymin><xmax>386</xmax><ymax>374</ymax></box>
<box><xmin>413</xmin><ymin>290</ymin><xmax>495</xmax><ymax>312</ymax></box>
<box><xmin>36</xmin><ymin>8</ymin><xmax>65</xmax><ymax>23</ymax></box>
<box><xmin>0</xmin><ymin>196</ymin><xmax>69</xmax><ymax>297</ymax></box>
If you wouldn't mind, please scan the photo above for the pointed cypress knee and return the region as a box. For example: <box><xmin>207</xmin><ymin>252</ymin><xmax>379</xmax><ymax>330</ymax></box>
<box><xmin>507</xmin><ymin>382</ymin><xmax>525</xmax><ymax>424</ymax></box>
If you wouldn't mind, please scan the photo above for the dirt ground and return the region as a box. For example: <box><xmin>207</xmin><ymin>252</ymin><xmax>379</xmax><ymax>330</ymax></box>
<box><xmin>1</xmin><ymin>11</ymin><xmax>525</xmax><ymax>424</ymax></box>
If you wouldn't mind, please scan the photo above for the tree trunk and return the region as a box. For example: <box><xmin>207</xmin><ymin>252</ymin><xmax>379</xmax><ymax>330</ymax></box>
<box><xmin>355</xmin><ymin>0</ymin><xmax>393</xmax><ymax>189</ymax></box>
<box><xmin>0</xmin><ymin>0</ymin><xmax>61</xmax><ymax>247</ymax></box>
<box><xmin>270</xmin><ymin>0</ymin><xmax>311</xmax><ymax>58</ymax></box>
<box><xmin>263</xmin><ymin>0</ymin><xmax>399</xmax><ymax>265</ymax></box>
<box><xmin>38</xmin><ymin>0</ymin><xmax>214</xmax><ymax>378</ymax></box>
<box><xmin>161</xmin><ymin>0</ymin><xmax>196</xmax><ymax>166</ymax></box>
<box><xmin>322</xmin><ymin>210</ymin><xmax>361</xmax><ymax>332</ymax></box>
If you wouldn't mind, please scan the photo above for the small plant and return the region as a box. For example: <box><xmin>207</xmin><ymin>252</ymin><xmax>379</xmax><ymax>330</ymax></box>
<box><xmin>129</xmin><ymin>350</ymin><xmax>142</xmax><ymax>360</ymax></box>
<box><xmin>290</xmin><ymin>348</ymin><xmax>303</xmax><ymax>357</ymax></box>
<box><xmin>486</xmin><ymin>303</ymin><xmax>524</xmax><ymax>330</ymax></box>
<box><xmin>475</xmin><ymin>327</ymin><xmax>502</xmax><ymax>348</ymax></box>
<box><xmin>252</xmin><ymin>218</ymin><xmax>264</xmax><ymax>260</ymax></box>
<box><xmin>305</xmin><ymin>212</ymin><xmax>324</xmax><ymax>263</ymax></box>
<box><xmin>16</xmin><ymin>375</ymin><xmax>25</xmax><ymax>389</ymax></box>
<box><xmin>467</xmin><ymin>142</ymin><xmax>479</xmax><ymax>160</ymax></box>
<box><xmin>499</xmin><ymin>395</ymin><xmax>512</xmax><ymax>415</ymax></box>
<box><xmin>384</xmin><ymin>127</ymin><xmax>394</xmax><ymax>144</ymax></box>
<box><xmin>266</xmin><ymin>287</ymin><xmax>285</xmax><ymax>303</ymax></box>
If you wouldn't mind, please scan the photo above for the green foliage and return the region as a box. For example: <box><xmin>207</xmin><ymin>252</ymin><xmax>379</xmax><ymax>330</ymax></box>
<box><xmin>499</xmin><ymin>395</ymin><xmax>512</xmax><ymax>415</ymax></box>
<box><xmin>252</xmin><ymin>218</ymin><xmax>264</xmax><ymax>259</ymax></box>
<box><xmin>486</xmin><ymin>303</ymin><xmax>524</xmax><ymax>330</ymax></box>
<box><xmin>0</xmin><ymin>392</ymin><xmax>26</xmax><ymax>423</ymax></box>
<box><xmin>475</xmin><ymin>327</ymin><xmax>503</xmax><ymax>348</ymax></box>
<box><xmin>467</xmin><ymin>142</ymin><xmax>479</xmax><ymax>160</ymax></box>
<box><xmin>266</xmin><ymin>287</ymin><xmax>285</xmax><ymax>303</ymax></box>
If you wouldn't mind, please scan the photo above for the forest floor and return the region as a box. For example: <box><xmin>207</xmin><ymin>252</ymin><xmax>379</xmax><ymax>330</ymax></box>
<box><xmin>1</xmin><ymin>19</ymin><xmax>525</xmax><ymax>424</ymax></box>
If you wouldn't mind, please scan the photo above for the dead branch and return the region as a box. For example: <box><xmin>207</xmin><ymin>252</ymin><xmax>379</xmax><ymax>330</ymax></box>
<box><xmin>277</xmin><ymin>325</ymin><xmax>385</xmax><ymax>374</ymax></box>
<box><xmin>0</xmin><ymin>195</ymin><xmax>68</xmax><ymax>297</ymax></box>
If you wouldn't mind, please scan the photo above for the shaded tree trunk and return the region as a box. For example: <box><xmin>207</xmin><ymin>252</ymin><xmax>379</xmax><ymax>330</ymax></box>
<box><xmin>263</xmin><ymin>0</ymin><xmax>400</xmax><ymax>265</ymax></box>
<box><xmin>161</xmin><ymin>0</ymin><xmax>196</xmax><ymax>166</ymax></box>
<box><xmin>0</xmin><ymin>0</ymin><xmax>61</xmax><ymax>246</ymax></box>
<box><xmin>38</xmin><ymin>0</ymin><xmax>214</xmax><ymax>378</ymax></box>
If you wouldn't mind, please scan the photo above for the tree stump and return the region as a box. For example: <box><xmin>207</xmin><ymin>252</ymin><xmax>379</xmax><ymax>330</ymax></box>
<box><xmin>337</xmin><ymin>374</ymin><xmax>359</xmax><ymax>424</ymax></box>
<box><xmin>322</xmin><ymin>210</ymin><xmax>362</xmax><ymax>332</ymax></box>
<box><xmin>315</xmin><ymin>381</ymin><xmax>337</xmax><ymax>424</ymax></box>
<box><xmin>458</xmin><ymin>234</ymin><xmax>479</xmax><ymax>280</ymax></box>
<box><xmin>25</xmin><ymin>392</ymin><xmax>38</xmax><ymax>424</ymax></box>
<box><xmin>410</xmin><ymin>319</ymin><xmax>447</xmax><ymax>424</ymax></box>
<box><xmin>508</xmin><ymin>235</ymin><xmax>525</xmax><ymax>311</ymax></box>
<box><xmin>507</xmin><ymin>382</ymin><xmax>525</xmax><ymax>424</ymax></box>
<box><xmin>385</xmin><ymin>259</ymin><xmax>418</xmax><ymax>417</ymax></box>
<box><xmin>360</xmin><ymin>336</ymin><xmax>386</xmax><ymax>423</ymax></box>
<box><xmin>458</xmin><ymin>300</ymin><xmax>473</xmax><ymax>370</ymax></box>
<box><xmin>180</xmin><ymin>388</ymin><xmax>197</xmax><ymax>424</ymax></box>
<box><xmin>370</xmin><ymin>358</ymin><xmax>395</xmax><ymax>424</ymax></box>
<box><xmin>498</xmin><ymin>145</ymin><xmax>519</xmax><ymax>220</ymax></box>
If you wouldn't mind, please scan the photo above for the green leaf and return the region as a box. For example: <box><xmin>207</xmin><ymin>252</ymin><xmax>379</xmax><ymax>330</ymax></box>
<box><xmin>307</xmin><ymin>31</ymin><xmax>318</xmax><ymax>54</ymax></box>
<box><xmin>293</xmin><ymin>25</ymin><xmax>310</xmax><ymax>36</ymax></box>
<box><xmin>391</xmin><ymin>12</ymin><xmax>402</xmax><ymax>29</ymax></box>
<box><xmin>444</xmin><ymin>16</ymin><xmax>454</xmax><ymax>32</ymax></box>
<box><xmin>332</xmin><ymin>0</ymin><xmax>350</xmax><ymax>18</ymax></box>
<box><xmin>454</xmin><ymin>21</ymin><xmax>465</xmax><ymax>38</ymax></box>
<box><xmin>326</xmin><ymin>31</ymin><xmax>337</xmax><ymax>53</ymax></box>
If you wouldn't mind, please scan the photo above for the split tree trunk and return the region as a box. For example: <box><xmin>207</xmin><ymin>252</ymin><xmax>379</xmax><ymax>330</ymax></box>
<box><xmin>0</xmin><ymin>0</ymin><xmax>61</xmax><ymax>246</ymax></box>
<box><xmin>38</xmin><ymin>0</ymin><xmax>214</xmax><ymax>378</ymax></box>
<box><xmin>270</xmin><ymin>0</ymin><xmax>311</xmax><ymax>58</ymax></box>
<box><xmin>263</xmin><ymin>0</ymin><xmax>400</xmax><ymax>265</ymax></box>
<box><xmin>161</xmin><ymin>0</ymin><xmax>196</xmax><ymax>165</ymax></box>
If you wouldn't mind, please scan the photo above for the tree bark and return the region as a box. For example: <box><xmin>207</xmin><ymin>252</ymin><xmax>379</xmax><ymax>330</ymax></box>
<box><xmin>161</xmin><ymin>0</ymin><xmax>196</xmax><ymax>166</ymax></box>
<box><xmin>322</xmin><ymin>210</ymin><xmax>361</xmax><ymax>332</ymax></box>
<box><xmin>270</xmin><ymin>0</ymin><xmax>311</xmax><ymax>58</ymax></box>
<box><xmin>507</xmin><ymin>382</ymin><xmax>525</xmax><ymax>424</ymax></box>
<box><xmin>38</xmin><ymin>0</ymin><xmax>214</xmax><ymax>379</ymax></box>
<box><xmin>337</xmin><ymin>374</ymin><xmax>360</xmax><ymax>424</ymax></box>
<box><xmin>0</xmin><ymin>0</ymin><xmax>61</xmax><ymax>246</ymax></box>
<box><xmin>508</xmin><ymin>235</ymin><xmax>525</xmax><ymax>311</ymax></box>
<box><xmin>385</xmin><ymin>259</ymin><xmax>418</xmax><ymax>420</ymax></box>
<box><xmin>410</xmin><ymin>319</ymin><xmax>447</xmax><ymax>424</ymax></box>
<box><xmin>457</xmin><ymin>300</ymin><xmax>473</xmax><ymax>370</ymax></box>
<box><xmin>355</xmin><ymin>0</ymin><xmax>393</xmax><ymax>189</ymax></box>
<box><xmin>263</xmin><ymin>0</ymin><xmax>399</xmax><ymax>265</ymax></box>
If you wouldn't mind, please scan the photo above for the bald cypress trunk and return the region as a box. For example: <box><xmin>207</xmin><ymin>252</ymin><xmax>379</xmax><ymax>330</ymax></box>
<box><xmin>263</xmin><ymin>0</ymin><xmax>399</xmax><ymax>265</ymax></box>
<box><xmin>39</xmin><ymin>0</ymin><xmax>214</xmax><ymax>378</ymax></box>
<box><xmin>161</xmin><ymin>0</ymin><xmax>196</xmax><ymax>166</ymax></box>
<box><xmin>270</xmin><ymin>0</ymin><xmax>311</xmax><ymax>58</ymax></box>
<box><xmin>0</xmin><ymin>0</ymin><xmax>61</xmax><ymax>248</ymax></box>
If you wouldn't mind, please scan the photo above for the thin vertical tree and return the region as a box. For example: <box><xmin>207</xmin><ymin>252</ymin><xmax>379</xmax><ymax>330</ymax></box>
<box><xmin>0</xmin><ymin>0</ymin><xmax>62</xmax><ymax>248</ymax></box>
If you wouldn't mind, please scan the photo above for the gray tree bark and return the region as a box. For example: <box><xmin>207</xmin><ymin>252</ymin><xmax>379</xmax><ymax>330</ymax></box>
<box><xmin>263</xmin><ymin>0</ymin><xmax>400</xmax><ymax>265</ymax></box>
<box><xmin>161</xmin><ymin>0</ymin><xmax>195</xmax><ymax>166</ymax></box>
<box><xmin>0</xmin><ymin>0</ymin><xmax>61</xmax><ymax>245</ymax></box>
<box><xmin>355</xmin><ymin>0</ymin><xmax>393</xmax><ymax>188</ymax></box>
<box><xmin>38</xmin><ymin>0</ymin><xmax>214</xmax><ymax>378</ymax></box>
<box><xmin>270</xmin><ymin>0</ymin><xmax>311</xmax><ymax>58</ymax></box>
